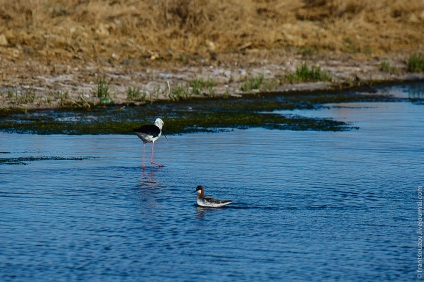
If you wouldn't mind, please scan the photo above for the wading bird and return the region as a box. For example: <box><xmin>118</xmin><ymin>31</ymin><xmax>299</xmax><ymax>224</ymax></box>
<box><xmin>133</xmin><ymin>118</ymin><xmax>167</xmax><ymax>168</ymax></box>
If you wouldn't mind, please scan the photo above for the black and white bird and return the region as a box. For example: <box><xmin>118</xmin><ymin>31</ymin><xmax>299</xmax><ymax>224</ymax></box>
<box><xmin>193</xmin><ymin>185</ymin><xmax>232</xmax><ymax>208</ymax></box>
<box><xmin>133</xmin><ymin>118</ymin><xmax>166</xmax><ymax>168</ymax></box>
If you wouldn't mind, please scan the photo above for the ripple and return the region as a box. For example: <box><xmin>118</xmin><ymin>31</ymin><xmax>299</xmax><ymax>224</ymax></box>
<box><xmin>0</xmin><ymin>82</ymin><xmax>423</xmax><ymax>281</ymax></box>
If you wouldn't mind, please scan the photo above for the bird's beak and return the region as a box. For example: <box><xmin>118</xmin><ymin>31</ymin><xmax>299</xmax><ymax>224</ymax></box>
<box><xmin>163</xmin><ymin>132</ymin><xmax>168</xmax><ymax>141</ymax></box>
<box><xmin>192</xmin><ymin>190</ymin><xmax>198</xmax><ymax>194</ymax></box>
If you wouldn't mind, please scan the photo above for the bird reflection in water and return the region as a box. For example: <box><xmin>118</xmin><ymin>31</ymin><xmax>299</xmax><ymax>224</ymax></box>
<box><xmin>137</xmin><ymin>167</ymin><xmax>161</xmax><ymax>211</ymax></box>
<box><xmin>140</xmin><ymin>167</ymin><xmax>160</xmax><ymax>189</ymax></box>
<box><xmin>196</xmin><ymin>206</ymin><xmax>224</xmax><ymax>220</ymax></box>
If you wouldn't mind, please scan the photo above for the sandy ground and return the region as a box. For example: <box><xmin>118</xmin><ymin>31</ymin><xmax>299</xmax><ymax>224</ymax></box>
<box><xmin>1</xmin><ymin>1</ymin><xmax>424</xmax><ymax>109</ymax></box>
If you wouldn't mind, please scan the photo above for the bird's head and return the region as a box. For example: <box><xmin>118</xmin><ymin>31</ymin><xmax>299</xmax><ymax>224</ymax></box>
<box><xmin>193</xmin><ymin>185</ymin><xmax>204</xmax><ymax>194</ymax></box>
<box><xmin>154</xmin><ymin>118</ymin><xmax>164</xmax><ymax>129</ymax></box>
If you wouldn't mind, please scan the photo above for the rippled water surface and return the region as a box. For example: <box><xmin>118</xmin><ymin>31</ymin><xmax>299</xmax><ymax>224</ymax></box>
<box><xmin>1</xmin><ymin>83</ymin><xmax>423</xmax><ymax>281</ymax></box>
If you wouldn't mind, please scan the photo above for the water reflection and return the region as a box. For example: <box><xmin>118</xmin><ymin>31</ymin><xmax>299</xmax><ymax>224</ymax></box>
<box><xmin>140</xmin><ymin>167</ymin><xmax>160</xmax><ymax>189</ymax></box>
<box><xmin>135</xmin><ymin>167</ymin><xmax>162</xmax><ymax>211</ymax></box>
<box><xmin>195</xmin><ymin>206</ymin><xmax>231</xmax><ymax>220</ymax></box>
<box><xmin>196</xmin><ymin>206</ymin><xmax>207</xmax><ymax>220</ymax></box>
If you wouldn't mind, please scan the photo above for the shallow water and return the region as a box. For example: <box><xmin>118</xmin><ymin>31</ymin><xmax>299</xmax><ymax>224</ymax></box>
<box><xmin>1</xmin><ymin>83</ymin><xmax>423</xmax><ymax>281</ymax></box>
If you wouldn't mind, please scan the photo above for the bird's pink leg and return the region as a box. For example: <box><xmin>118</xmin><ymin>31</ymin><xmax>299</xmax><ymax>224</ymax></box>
<box><xmin>150</xmin><ymin>141</ymin><xmax>163</xmax><ymax>167</ymax></box>
<box><xmin>142</xmin><ymin>142</ymin><xmax>146</xmax><ymax>169</ymax></box>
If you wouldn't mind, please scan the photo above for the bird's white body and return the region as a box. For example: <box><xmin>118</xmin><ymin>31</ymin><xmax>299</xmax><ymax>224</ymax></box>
<box><xmin>194</xmin><ymin>185</ymin><xmax>232</xmax><ymax>208</ymax></box>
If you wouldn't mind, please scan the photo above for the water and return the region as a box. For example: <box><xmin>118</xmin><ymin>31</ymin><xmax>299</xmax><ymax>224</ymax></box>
<box><xmin>1</xmin><ymin>83</ymin><xmax>423</xmax><ymax>281</ymax></box>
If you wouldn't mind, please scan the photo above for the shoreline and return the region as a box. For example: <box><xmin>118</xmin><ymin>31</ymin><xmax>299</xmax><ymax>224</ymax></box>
<box><xmin>0</xmin><ymin>75</ymin><xmax>422</xmax><ymax>135</ymax></box>
<box><xmin>1</xmin><ymin>49</ymin><xmax>424</xmax><ymax>111</ymax></box>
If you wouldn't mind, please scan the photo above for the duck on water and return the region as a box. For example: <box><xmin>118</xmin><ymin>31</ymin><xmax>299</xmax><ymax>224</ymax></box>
<box><xmin>193</xmin><ymin>185</ymin><xmax>232</xmax><ymax>208</ymax></box>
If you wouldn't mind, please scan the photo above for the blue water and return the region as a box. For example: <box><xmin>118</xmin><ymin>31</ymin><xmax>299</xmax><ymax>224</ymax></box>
<box><xmin>1</xmin><ymin>83</ymin><xmax>423</xmax><ymax>281</ymax></box>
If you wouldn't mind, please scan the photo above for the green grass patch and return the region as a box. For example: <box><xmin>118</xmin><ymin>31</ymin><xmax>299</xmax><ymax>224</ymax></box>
<box><xmin>285</xmin><ymin>63</ymin><xmax>330</xmax><ymax>83</ymax></box>
<box><xmin>96</xmin><ymin>77</ymin><xmax>113</xmax><ymax>104</ymax></box>
<box><xmin>127</xmin><ymin>86</ymin><xmax>146</xmax><ymax>102</ymax></box>
<box><xmin>170</xmin><ymin>84</ymin><xmax>190</xmax><ymax>101</ymax></box>
<box><xmin>189</xmin><ymin>78</ymin><xmax>217</xmax><ymax>95</ymax></box>
<box><xmin>299</xmin><ymin>47</ymin><xmax>319</xmax><ymax>57</ymax></box>
<box><xmin>242</xmin><ymin>74</ymin><xmax>264</xmax><ymax>92</ymax></box>
<box><xmin>5</xmin><ymin>87</ymin><xmax>37</xmax><ymax>105</ymax></box>
<box><xmin>241</xmin><ymin>74</ymin><xmax>278</xmax><ymax>92</ymax></box>
<box><xmin>379</xmin><ymin>61</ymin><xmax>391</xmax><ymax>72</ymax></box>
<box><xmin>407</xmin><ymin>53</ymin><xmax>424</xmax><ymax>72</ymax></box>
<box><xmin>379</xmin><ymin>61</ymin><xmax>398</xmax><ymax>73</ymax></box>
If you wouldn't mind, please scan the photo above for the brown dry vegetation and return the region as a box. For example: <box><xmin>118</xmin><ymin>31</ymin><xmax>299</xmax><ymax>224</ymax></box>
<box><xmin>1</xmin><ymin>0</ymin><xmax>423</xmax><ymax>62</ymax></box>
<box><xmin>0</xmin><ymin>0</ymin><xmax>423</xmax><ymax>108</ymax></box>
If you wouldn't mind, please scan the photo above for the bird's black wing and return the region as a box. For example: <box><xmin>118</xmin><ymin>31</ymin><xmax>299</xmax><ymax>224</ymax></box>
<box><xmin>133</xmin><ymin>124</ymin><xmax>160</xmax><ymax>137</ymax></box>
<box><xmin>204</xmin><ymin>196</ymin><xmax>232</xmax><ymax>205</ymax></box>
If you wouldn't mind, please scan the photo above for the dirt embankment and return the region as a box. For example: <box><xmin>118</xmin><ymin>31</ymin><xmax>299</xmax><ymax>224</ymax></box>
<box><xmin>0</xmin><ymin>0</ymin><xmax>423</xmax><ymax>109</ymax></box>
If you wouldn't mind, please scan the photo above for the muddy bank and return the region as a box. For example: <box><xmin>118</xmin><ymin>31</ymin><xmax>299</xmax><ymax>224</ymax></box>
<box><xmin>1</xmin><ymin>49</ymin><xmax>424</xmax><ymax>110</ymax></box>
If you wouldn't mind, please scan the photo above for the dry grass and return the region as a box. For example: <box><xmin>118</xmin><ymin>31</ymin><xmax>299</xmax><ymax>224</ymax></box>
<box><xmin>0</xmin><ymin>0</ymin><xmax>423</xmax><ymax>64</ymax></box>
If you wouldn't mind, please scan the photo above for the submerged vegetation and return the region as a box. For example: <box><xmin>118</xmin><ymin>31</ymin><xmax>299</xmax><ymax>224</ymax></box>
<box><xmin>0</xmin><ymin>88</ymin><xmax>406</xmax><ymax>135</ymax></box>
<box><xmin>0</xmin><ymin>155</ymin><xmax>96</xmax><ymax>165</ymax></box>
